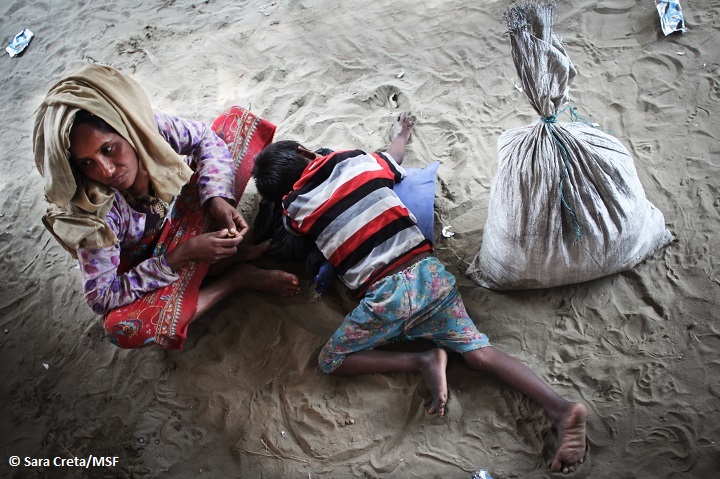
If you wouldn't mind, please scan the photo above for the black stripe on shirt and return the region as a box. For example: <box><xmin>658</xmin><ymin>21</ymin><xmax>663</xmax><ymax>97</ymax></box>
<box><xmin>306</xmin><ymin>177</ymin><xmax>395</xmax><ymax>239</ymax></box>
<box><xmin>298</xmin><ymin>149</ymin><xmax>365</xmax><ymax>194</ymax></box>
<box><xmin>335</xmin><ymin>215</ymin><xmax>419</xmax><ymax>273</ymax></box>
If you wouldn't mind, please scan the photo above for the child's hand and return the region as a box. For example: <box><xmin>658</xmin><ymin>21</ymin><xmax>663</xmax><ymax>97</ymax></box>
<box><xmin>314</xmin><ymin>261</ymin><xmax>335</xmax><ymax>294</ymax></box>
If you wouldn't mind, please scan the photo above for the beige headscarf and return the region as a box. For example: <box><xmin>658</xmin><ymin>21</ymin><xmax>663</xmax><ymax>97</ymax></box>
<box><xmin>33</xmin><ymin>64</ymin><xmax>193</xmax><ymax>256</ymax></box>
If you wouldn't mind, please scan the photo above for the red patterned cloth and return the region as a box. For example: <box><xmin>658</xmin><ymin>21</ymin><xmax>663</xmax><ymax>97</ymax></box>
<box><xmin>212</xmin><ymin>105</ymin><xmax>277</xmax><ymax>199</ymax></box>
<box><xmin>103</xmin><ymin>107</ymin><xmax>275</xmax><ymax>349</ymax></box>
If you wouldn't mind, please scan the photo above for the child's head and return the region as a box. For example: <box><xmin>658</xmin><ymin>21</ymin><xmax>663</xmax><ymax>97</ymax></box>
<box><xmin>252</xmin><ymin>140</ymin><xmax>312</xmax><ymax>201</ymax></box>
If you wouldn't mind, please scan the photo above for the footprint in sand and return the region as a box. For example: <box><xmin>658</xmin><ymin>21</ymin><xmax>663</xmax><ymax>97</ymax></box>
<box><xmin>360</xmin><ymin>84</ymin><xmax>411</xmax><ymax>111</ymax></box>
<box><xmin>631</xmin><ymin>54</ymin><xmax>684</xmax><ymax>92</ymax></box>
<box><xmin>629</xmin><ymin>361</ymin><xmax>669</xmax><ymax>407</ymax></box>
<box><xmin>625</xmin><ymin>422</ymin><xmax>700</xmax><ymax>473</ymax></box>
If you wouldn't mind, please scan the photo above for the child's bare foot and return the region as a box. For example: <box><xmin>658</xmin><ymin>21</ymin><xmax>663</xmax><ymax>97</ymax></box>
<box><xmin>550</xmin><ymin>402</ymin><xmax>588</xmax><ymax>474</ymax></box>
<box><xmin>231</xmin><ymin>263</ymin><xmax>300</xmax><ymax>297</ymax></box>
<box><xmin>419</xmin><ymin>348</ymin><xmax>448</xmax><ymax>417</ymax></box>
<box><xmin>388</xmin><ymin>112</ymin><xmax>416</xmax><ymax>143</ymax></box>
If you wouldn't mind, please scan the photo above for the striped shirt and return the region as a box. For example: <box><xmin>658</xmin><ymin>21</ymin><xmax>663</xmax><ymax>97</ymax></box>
<box><xmin>283</xmin><ymin>149</ymin><xmax>432</xmax><ymax>297</ymax></box>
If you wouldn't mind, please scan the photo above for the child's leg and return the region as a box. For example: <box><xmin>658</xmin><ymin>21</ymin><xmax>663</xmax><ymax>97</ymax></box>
<box><xmin>463</xmin><ymin>347</ymin><xmax>587</xmax><ymax>474</ymax></box>
<box><xmin>319</xmin><ymin>261</ymin><xmax>450</xmax><ymax>415</ymax></box>
<box><xmin>331</xmin><ymin>348</ymin><xmax>449</xmax><ymax>416</ymax></box>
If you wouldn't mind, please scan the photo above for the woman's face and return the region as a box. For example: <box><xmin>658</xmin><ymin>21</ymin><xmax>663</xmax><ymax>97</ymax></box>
<box><xmin>69</xmin><ymin>123</ymin><xmax>140</xmax><ymax>191</ymax></box>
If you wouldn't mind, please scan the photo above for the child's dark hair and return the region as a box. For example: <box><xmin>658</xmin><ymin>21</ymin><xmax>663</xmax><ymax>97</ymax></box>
<box><xmin>252</xmin><ymin>140</ymin><xmax>310</xmax><ymax>202</ymax></box>
<box><xmin>73</xmin><ymin>110</ymin><xmax>117</xmax><ymax>134</ymax></box>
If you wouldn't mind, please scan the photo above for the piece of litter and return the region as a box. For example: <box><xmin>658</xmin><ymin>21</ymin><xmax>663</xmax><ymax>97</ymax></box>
<box><xmin>43</xmin><ymin>363</ymin><xmax>49</xmax><ymax>370</ymax></box>
<box><xmin>396</xmin><ymin>69</ymin><xmax>405</xmax><ymax>78</ymax></box>
<box><xmin>676</xmin><ymin>51</ymin><xmax>686</xmax><ymax>56</ymax></box>
<box><xmin>281</xmin><ymin>430</ymin><xmax>287</xmax><ymax>438</ymax></box>
<box><xmin>655</xmin><ymin>0</ymin><xmax>688</xmax><ymax>36</ymax></box>
<box><xmin>388</xmin><ymin>95</ymin><xmax>398</xmax><ymax>108</ymax></box>
<box><xmin>6</xmin><ymin>28</ymin><xmax>34</xmax><ymax>57</ymax></box>
<box><xmin>442</xmin><ymin>225</ymin><xmax>455</xmax><ymax>238</ymax></box>
<box><xmin>513</xmin><ymin>83</ymin><xmax>523</xmax><ymax>92</ymax></box>
<box><xmin>259</xmin><ymin>2</ymin><xmax>276</xmax><ymax>16</ymax></box>
<box><xmin>471</xmin><ymin>470</ymin><xmax>494</xmax><ymax>479</ymax></box>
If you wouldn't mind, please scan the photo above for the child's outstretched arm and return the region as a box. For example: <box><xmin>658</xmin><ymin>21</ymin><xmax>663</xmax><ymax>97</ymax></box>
<box><xmin>385</xmin><ymin>112</ymin><xmax>415</xmax><ymax>165</ymax></box>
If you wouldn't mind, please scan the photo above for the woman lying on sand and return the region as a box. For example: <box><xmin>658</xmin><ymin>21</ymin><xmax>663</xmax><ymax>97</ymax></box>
<box><xmin>33</xmin><ymin>64</ymin><xmax>299</xmax><ymax>349</ymax></box>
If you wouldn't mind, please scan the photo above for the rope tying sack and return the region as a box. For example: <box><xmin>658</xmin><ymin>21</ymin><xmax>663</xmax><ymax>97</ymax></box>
<box><xmin>541</xmin><ymin>107</ymin><xmax>581</xmax><ymax>242</ymax></box>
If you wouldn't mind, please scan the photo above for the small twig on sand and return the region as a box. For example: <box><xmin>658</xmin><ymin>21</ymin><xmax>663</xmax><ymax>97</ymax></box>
<box><xmin>234</xmin><ymin>439</ymin><xmax>313</xmax><ymax>464</ymax></box>
<box><xmin>49</xmin><ymin>433</ymin><xmax>76</xmax><ymax>458</ymax></box>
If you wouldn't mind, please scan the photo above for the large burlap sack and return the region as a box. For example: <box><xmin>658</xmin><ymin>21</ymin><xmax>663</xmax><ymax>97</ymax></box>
<box><xmin>466</xmin><ymin>0</ymin><xmax>672</xmax><ymax>290</ymax></box>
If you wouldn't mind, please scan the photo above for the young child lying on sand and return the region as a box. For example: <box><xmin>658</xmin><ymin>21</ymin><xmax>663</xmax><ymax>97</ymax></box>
<box><xmin>251</xmin><ymin>113</ymin><xmax>587</xmax><ymax>474</ymax></box>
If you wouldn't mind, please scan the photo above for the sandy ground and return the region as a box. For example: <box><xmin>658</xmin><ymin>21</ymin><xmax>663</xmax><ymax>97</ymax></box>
<box><xmin>1</xmin><ymin>0</ymin><xmax>718</xmax><ymax>478</ymax></box>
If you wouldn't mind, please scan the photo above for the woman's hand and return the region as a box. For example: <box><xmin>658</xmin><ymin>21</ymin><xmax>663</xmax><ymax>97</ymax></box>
<box><xmin>207</xmin><ymin>196</ymin><xmax>249</xmax><ymax>240</ymax></box>
<box><xmin>164</xmin><ymin>229</ymin><xmax>243</xmax><ymax>271</ymax></box>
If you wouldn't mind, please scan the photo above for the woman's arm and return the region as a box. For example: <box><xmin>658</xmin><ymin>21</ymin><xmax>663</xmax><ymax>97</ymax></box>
<box><xmin>76</xmin><ymin>194</ymin><xmax>179</xmax><ymax>315</ymax></box>
<box><xmin>77</xmin><ymin>195</ymin><xmax>244</xmax><ymax>315</ymax></box>
<box><xmin>153</xmin><ymin>110</ymin><xmax>247</xmax><ymax>235</ymax></box>
<box><xmin>152</xmin><ymin>110</ymin><xmax>235</xmax><ymax>205</ymax></box>
<box><xmin>78</xmin><ymin>245</ymin><xmax>179</xmax><ymax>315</ymax></box>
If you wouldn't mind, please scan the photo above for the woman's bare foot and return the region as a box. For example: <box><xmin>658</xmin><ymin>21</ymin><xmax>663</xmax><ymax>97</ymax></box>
<box><xmin>550</xmin><ymin>402</ymin><xmax>588</xmax><ymax>474</ymax></box>
<box><xmin>420</xmin><ymin>348</ymin><xmax>449</xmax><ymax>416</ymax></box>
<box><xmin>388</xmin><ymin>112</ymin><xmax>416</xmax><ymax>142</ymax></box>
<box><xmin>233</xmin><ymin>239</ymin><xmax>272</xmax><ymax>262</ymax></box>
<box><xmin>206</xmin><ymin>240</ymin><xmax>273</xmax><ymax>278</ymax></box>
<box><xmin>232</xmin><ymin>263</ymin><xmax>300</xmax><ymax>297</ymax></box>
